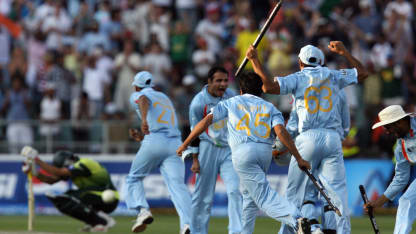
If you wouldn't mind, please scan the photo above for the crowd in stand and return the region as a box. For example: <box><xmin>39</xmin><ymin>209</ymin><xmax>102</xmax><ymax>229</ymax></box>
<box><xmin>0</xmin><ymin>0</ymin><xmax>415</xmax><ymax>156</ymax></box>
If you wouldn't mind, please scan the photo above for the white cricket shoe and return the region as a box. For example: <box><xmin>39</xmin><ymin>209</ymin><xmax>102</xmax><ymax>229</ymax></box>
<box><xmin>180</xmin><ymin>224</ymin><xmax>190</xmax><ymax>234</ymax></box>
<box><xmin>297</xmin><ymin>218</ymin><xmax>311</xmax><ymax>234</ymax></box>
<box><xmin>132</xmin><ymin>208</ymin><xmax>154</xmax><ymax>233</ymax></box>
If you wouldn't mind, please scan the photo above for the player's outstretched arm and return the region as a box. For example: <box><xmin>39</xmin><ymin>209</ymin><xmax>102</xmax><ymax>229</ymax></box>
<box><xmin>274</xmin><ymin>124</ymin><xmax>311</xmax><ymax>170</ymax></box>
<box><xmin>34</xmin><ymin>157</ymin><xmax>71</xmax><ymax>178</ymax></box>
<box><xmin>328</xmin><ymin>41</ymin><xmax>368</xmax><ymax>82</ymax></box>
<box><xmin>363</xmin><ymin>194</ymin><xmax>389</xmax><ymax>214</ymax></box>
<box><xmin>246</xmin><ymin>45</ymin><xmax>281</xmax><ymax>94</ymax></box>
<box><xmin>177</xmin><ymin>114</ymin><xmax>213</xmax><ymax>156</ymax></box>
<box><xmin>35</xmin><ymin>173</ymin><xmax>61</xmax><ymax>184</ymax></box>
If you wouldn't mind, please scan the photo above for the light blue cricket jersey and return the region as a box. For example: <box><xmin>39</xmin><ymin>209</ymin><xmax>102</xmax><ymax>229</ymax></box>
<box><xmin>385</xmin><ymin>117</ymin><xmax>416</xmax><ymax>200</ymax></box>
<box><xmin>275</xmin><ymin>66</ymin><xmax>357</xmax><ymax>133</ymax></box>
<box><xmin>130</xmin><ymin>87</ymin><xmax>181</xmax><ymax>138</ymax></box>
<box><xmin>189</xmin><ymin>85</ymin><xmax>236</xmax><ymax>147</ymax></box>
<box><xmin>211</xmin><ymin>94</ymin><xmax>284</xmax><ymax>150</ymax></box>
<box><xmin>286</xmin><ymin>89</ymin><xmax>350</xmax><ymax>140</ymax></box>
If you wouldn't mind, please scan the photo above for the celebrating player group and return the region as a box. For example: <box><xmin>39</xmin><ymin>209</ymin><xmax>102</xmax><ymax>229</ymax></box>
<box><xmin>111</xmin><ymin>36</ymin><xmax>416</xmax><ymax>233</ymax></box>
<box><xmin>21</xmin><ymin>37</ymin><xmax>416</xmax><ymax>234</ymax></box>
<box><xmin>123</xmin><ymin>34</ymin><xmax>386</xmax><ymax>233</ymax></box>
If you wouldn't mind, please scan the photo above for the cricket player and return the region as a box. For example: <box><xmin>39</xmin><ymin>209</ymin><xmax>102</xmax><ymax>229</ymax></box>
<box><xmin>21</xmin><ymin>148</ymin><xmax>118</xmax><ymax>232</ymax></box>
<box><xmin>126</xmin><ymin>71</ymin><xmax>191</xmax><ymax>234</ymax></box>
<box><xmin>178</xmin><ymin>71</ymin><xmax>312</xmax><ymax>234</ymax></box>
<box><xmin>274</xmin><ymin>49</ymin><xmax>351</xmax><ymax>234</ymax></box>
<box><xmin>274</xmin><ymin>89</ymin><xmax>350</xmax><ymax>234</ymax></box>
<box><xmin>246</xmin><ymin>41</ymin><xmax>368</xmax><ymax>234</ymax></box>
<box><xmin>187</xmin><ymin>66</ymin><xmax>242</xmax><ymax>234</ymax></box>
<box><xmin>364</xmin><ymin>105</ymin><xmax>416</xmax><ymax>234</ymax></box>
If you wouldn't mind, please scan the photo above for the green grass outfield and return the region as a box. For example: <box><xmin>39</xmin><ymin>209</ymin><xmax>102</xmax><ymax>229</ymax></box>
<box><xmin>0</xmin><ymin>215</ymin><xmax>409</xmax><ymax>234</ymax></box>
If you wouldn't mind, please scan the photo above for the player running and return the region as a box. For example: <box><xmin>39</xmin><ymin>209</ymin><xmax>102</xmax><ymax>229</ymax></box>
<box><xmin>186</xmin><ymin>66</ymin><xmax>242</xmax><ymax>234</ymax></box>
<box><xmin>21</xmin><ymin>148</ymin><xmax>118</xmax><ymax>232</ymax></box>
<box><xmin>126</xmin><ymin>71</ymin><xmax>192</xmax><ymax>234</ymax></box>
<box><xmin>246</xmin><ymin>41</ymin><xmax>368</xmax><ymax>234</ymax></box>
<box><xmin>178</xmin><ymin>71</ymin><xmax>312</xmax><ymax>234</ymax></box>
<box><xmin>364</xmin><ymin>105</ymin><xmax>416</xmax><ymax>234</ymax></box>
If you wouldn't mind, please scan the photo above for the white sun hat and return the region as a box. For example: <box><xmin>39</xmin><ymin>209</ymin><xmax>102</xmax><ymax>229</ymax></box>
<box><xmin>372</xmin><ymin>105</ymin><xmax>413</xmax><ymax>129</ymax></box>
<box><xmin>298</xmin><ymin>45</ymin><xmax>324</xmax><ymax>67</ymax></box>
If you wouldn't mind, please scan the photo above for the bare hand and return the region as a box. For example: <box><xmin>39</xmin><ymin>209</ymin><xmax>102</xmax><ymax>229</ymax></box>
<box><xmin>328</xmin><ymin>41</ymin><xmax>347</xmax><ymax>56</ymax></box>
<box><xmin>129</xmin><ymin>128</ymin><xmax>144</xmax><ymax>142</ymax></box>
<box><xmin>191</xmin><ymin>159</ymin><xmax>200</xmax><ymax>174</ymax></box>
<box><xmin>246</xmin><ymin>45</ymin><xmax>258</xmax><ymax>60</ymax></box>
<box><xmin>141</xmin><ymin>121</ymin><xmax>150</xmax><ymax>135</ymax></box>
<box><xmin>297</xmin><ymin>159</ymin><xmax>311</xmax><ymax>170</ymax></box>
<box><xmin>272</xmin><ymin>149</ymin><xmax>289</xmax><ymax>159</ymax></box>
<box><xmin>176</xmin><ymin>144</ymin><xmax>187</xmax><ymax>156</ymax></box>
<box><xmin>363</xmin><ymin>202</ymin><xmax>374</xmax><ymax>214</ymax></box>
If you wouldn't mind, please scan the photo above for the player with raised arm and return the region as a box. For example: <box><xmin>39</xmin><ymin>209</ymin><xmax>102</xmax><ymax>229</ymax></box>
<box><xmin>20</xmin><ymin>148</ymin><xmax>118</xmax><ymax>232</ymax></box>
<box><xmin>125</xmin><ymin>71</ymin><xmax>191</xmax><ymax>234</ymax></box>
<box><xmin>186</xmin><ymin>66</ymin><xmax>242</xmax><ymax>234</ymax></box>
<box><xmin>178</xmin><ymin>71</ymin><xmax>312</xmax><ymax>234</ymax></box>
<box><xmin>364</xmin><ymin>105</ymin><xmax>416</xmax><ymax>234</ymax></box>
<box><xmin>273</xmin><ymin>51</ymin><xmax>351</xmax><ymax>234</ymax></box>
<box><xmin>246</xmin><ymin>41</ymin><xmax>368</xmax><ymax>234</ymax></box>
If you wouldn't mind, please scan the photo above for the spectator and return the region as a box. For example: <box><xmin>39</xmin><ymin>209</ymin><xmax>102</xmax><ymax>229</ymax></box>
<box><xmin>2</xmin><ymin>76</ymin><xmax>33</xmax><ymax>153</ymax></box>
<box><xmin>352</xmin><ymin>0</ymin><xmax>381</xmax><ymax>49</ymax></box>
<box><xmin>175</xmin><ymin>0</ymin><xmax>198</xmax><ymax>32</ymax></box>
<box><xmin>170</xmin><ymin>20</ymin><xmax>191</xmax><ymax>84</ymax></box>
<box><xmin>78</xmin><ymin>20</ymin><xmax>111</xmax><ymax>54</ymax></box>
<box><xmin>101</xmin><ymin>8</ymin><xmax>123</xmax><ymax>52</ymax></box>
<box><xmin>41</xmin><ymin>1</ymin><xmax>72</xmax><ymax>50</ymax></box>
<box><xmin>0</xmin><ymin>26</ymin><xmax>11</xmax><ymax>80</ymax></box>
<box><xmin>43</xmin><ymin>50</ymin><xmax>75</xmax><ymax>119</ymax></box>
<box><xmin>370</xmin><ymin>32</ymin><xmax>393</xmax><ymax>70</ymax></box>
<box><xmin>172</xmin><ymin>74</ymin><xmax>197</xmax><ymax>139</ymax></box>
<box><xmin>192</xmin><ymin>36</ymin><xmax>215</xmax><ymax>81</ymax></box>
<box><xmin>142</xmin><ymin>39</ymin><xmax>172</xmax><ymax>91</ymax></box>
<box><xmin>121</xmin><ymin>0</ymin><xmax>151</xmax><ymax>49</ymax></box>
<box><xmin>113</xmin><ymin>40</ymin><xmax>141</xmax><ymax>112</ymax></box>
<box><xmin>148</xmin><ymin>2</ymin><xmax>171</xmax><ymax>52</ymax></box>
<box><xmin>39</xmin><ymin>83</ymin><xmax>61</xmax><ymax>150</ymax></box>
<box><xmin>383</xmin><ymin>0</ymin><xmax>413</xmax><ymax>64</ymax></box>
<box><xmin>235</xmin><ymin>17</ymin><xmax>269</xmax><ymax>71</ymax></box>
<box><xmin>82</xmin><ymin>52</ymin><xmax>111</xmax><ymax>118</ymax></box>
<box><xmin>8</xmin><ymin>46</ymin><xmax>27</xmax><ymax>81</ymax></box>
<box><xmin>26</xmin><ymin>30</ymin><xmax>47</xmax><ymax>91</ymax></box>
<box><xmin>195</xmin><ymin>2</ymin><xmax>225</xmax><ymax>56</ymax></box>
<box><xmin>71</xmin><ymin>92</ymin><xmax>92</xmax><ymax>153</ymax></box>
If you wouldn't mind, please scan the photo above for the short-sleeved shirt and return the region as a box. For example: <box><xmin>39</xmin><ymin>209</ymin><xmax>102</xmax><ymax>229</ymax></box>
<box><xmin>211</xmin><ymin>94</ymin><xmax>284</xmax><ymax>150</ymax></box>
<box><xmin>286</xmin><ymin>89</ymin><xmax>350</xmax><ymax>140</ymax></box>
<box><xmin>130</xmin><ymin>88</ymin><xmax>181</xmax><ymax>138</ymax></box>
<box><xmin>275</xmin><ymin>66</ymin><xmax>357</xmax><ymax>133</ymax></box>
<box><xmin>384</xmin><ymin>117</ymin><xmax>416</xmax><ymax>200</ymax></box>
<box><xmin>68</xmin><ymin>158</ymin><xmax>116</xmax><ymax>191</ymax></box>
<box><xmin>189</xmin><ymin>85</ymin><xmax>235</xmax><ymax>147</ymax></box>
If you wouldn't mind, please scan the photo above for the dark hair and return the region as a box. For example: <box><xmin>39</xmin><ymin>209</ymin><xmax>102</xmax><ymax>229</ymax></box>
<box><xmin>238</xmin><ymin>71</ymin><xmax>263</xmax><ymax>96</ymax></box>
<box><xmin>207</xmin><ymin>66</ymin><xmax>228</xmax><ymax>81</ymax></box>
<box><xmin>299</xmin><ymin>59</ymin><xmax>319</xmax><ymax>68</ymax></box>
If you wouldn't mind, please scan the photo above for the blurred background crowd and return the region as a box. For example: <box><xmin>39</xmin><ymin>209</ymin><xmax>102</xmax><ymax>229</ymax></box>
<box><xmin>0</xmin><ymin>0</ymin><xmax>415</xmax><ymax>157</ymax></box>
